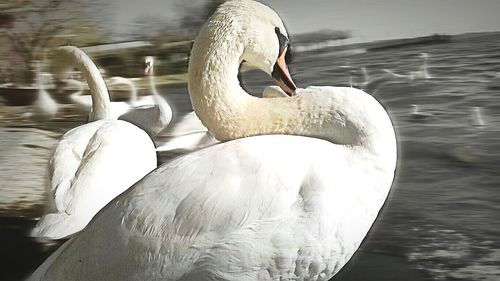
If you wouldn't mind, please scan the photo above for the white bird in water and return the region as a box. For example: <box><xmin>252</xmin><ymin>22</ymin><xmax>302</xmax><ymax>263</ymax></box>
<box><xmin>383</xmin><ymin>52</ymin><xmax>432</xmax><ymax>81</ymax></box>
<box><xmin>409</xmin><ymin>104</ymin><xmax>433</xmax><ymax>120</ymax></box>
<box><xmin>29</xmin><ymin>1</ymin><xmax>396</xmax><ymax>280</ymax></box>
<box><xmin>31</xmin><ymin>46</ymin><xmax>157</xmax><ymax>240</ymax></box>
<box><xmin>471</xmin><ymin>106</ymin><xmax>485</xmax><ymax>127</ymax></box>
<box><xmin>117</xmin><ymin>56</ymin><xmax>173</xmax><ymax>137</ymax></box>
<box><xmin>348</xmin><ymin>66</ymin><xmax>393</xmax><ymax>93</ymax></box>
<box><xmin>23</xmin><ymin>61</ymin><xmax>58</xmax><ymax>121</ymax></box>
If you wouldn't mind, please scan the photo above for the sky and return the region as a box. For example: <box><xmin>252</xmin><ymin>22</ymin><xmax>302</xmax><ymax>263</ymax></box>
<box><xmin>110</xmin><ymin>0</ymin><xmax>500</xmax><ymax>43</ymax></box>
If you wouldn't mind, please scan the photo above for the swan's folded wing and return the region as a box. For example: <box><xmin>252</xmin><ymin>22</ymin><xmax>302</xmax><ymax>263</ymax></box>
<box><xmin>34</xmin><ymin>120</ymin><xmax>157</xmax><ymax>239</ymax></box>
<box><xmin>60</xmin><ymin>120</ymin><xmax>157</xmax><ymax>219</ymax></box>
<box><xmin>48</xmin><ymin>122</ymin><xmax>104</xmax><ymax>212</ymax></box>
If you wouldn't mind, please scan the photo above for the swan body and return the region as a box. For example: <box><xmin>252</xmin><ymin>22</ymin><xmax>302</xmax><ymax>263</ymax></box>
<box><xmin>117</xmin><ymin>57</ymin><xmax>173</xmax><ymax>137</ymax></box>
<box><xmin>30</xmin><ymin>1</ymin><xmax>396</xmax><ymax>279</ymax></box>
<box><xmin>31</xmin><ymin>46</ymin><xmax>157</xmax><ymax>240</ymax></box>
<box><xmin>27</xmin><ymin>62</ymin><xmax>58</xmax><ymax>121</ymax></box>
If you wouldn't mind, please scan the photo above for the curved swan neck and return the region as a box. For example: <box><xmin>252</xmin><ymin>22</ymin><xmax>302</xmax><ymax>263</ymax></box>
<box><xmin>56</xmin><ymin>46</ymin><xmax>111</xmax><ymax>121</ymax></box>
<box><xmin>188</xmin><ymin>3</ymin><xmax>396</xmax><ymax>161</ymax></box>
<box><xmin>147</xmin><ymin>69</ymin><xmax>173</xmax><ymax>121</ymax></box>
<box><xmin>188</xmin><ymin>16</ymin><xmax>251</xmax><ymax>138</ymax></box>
<box><xmin>148</xmin><ymin>73</ymin><xmax>160</xmax><ymax>98</ymax></box>
<box><xmin>124</xmin><ymin>78</ymin><xmax>138</xmax><ymax>104</ymax></box>
<box><xmin>35</xmin><ymin>62</ymin><xmax>44</xmax><ymax>89</ymax></box>
<box><xmin>112</xmin><ymin>77</ymin><xmax>138</xmax><ymax>104</ymax></box>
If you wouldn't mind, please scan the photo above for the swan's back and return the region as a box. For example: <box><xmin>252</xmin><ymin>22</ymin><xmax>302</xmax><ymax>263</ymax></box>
<box><xmin>118</xmin><ymin>102</ymin><xmax>172</xmax><ymax>137</ymax></box>
<box><xmin>32</xmin><ymin>120</ymin><xmax>157</xmax><ymax>239</ymax></box>
<box><xmin>30</xmin><ymin>135</ymin><xmax>394</xmax><ymax>280</ymax></box>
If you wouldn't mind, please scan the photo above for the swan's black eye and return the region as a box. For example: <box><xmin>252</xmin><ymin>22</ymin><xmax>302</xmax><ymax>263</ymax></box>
<box><xmin>275</xmin><ymin>27</ymin><xmax>289</xmax><ymax>59</ymax></box>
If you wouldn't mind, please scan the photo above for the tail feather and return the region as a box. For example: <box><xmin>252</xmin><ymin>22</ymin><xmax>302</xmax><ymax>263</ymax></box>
<box><xmin>31</xmin><ymin>213</ymin><xmax>80</xmax><ymax>240</ymax></box>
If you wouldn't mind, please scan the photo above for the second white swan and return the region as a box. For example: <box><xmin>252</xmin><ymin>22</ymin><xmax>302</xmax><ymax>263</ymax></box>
<box><xmin>31</xmin><ymin>46</ymin><xmax>157</xmax><ymax>240</ymax></box>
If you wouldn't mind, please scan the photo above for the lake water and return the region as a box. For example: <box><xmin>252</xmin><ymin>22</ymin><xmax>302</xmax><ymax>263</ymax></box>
<box><xmin>1</xmin><ymin>32</ymin><xmax>500</xmax><ymax>280</ymax></box>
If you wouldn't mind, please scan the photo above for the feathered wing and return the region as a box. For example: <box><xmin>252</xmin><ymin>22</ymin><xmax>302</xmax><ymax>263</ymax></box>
<box><xmin>32</xmin><ymin>120</ymin><xmax>157</xmax><ymax>239</ymax></box>
<box><xmin>118</xmin><ymin>104</ymin><xmax>166</xmax><ymax>137</ymax></box>
<box><xmin>46</xmin><ymin>121</ymin><xmax>106</xmax><ymax>212</ymax></box>
<box><xmin>30</xmin><ymin>135</ymin><xmax>389</xmax><ymax>281</ymax></box>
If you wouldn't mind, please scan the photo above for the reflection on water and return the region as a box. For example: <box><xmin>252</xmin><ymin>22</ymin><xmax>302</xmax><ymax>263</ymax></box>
<box><xmin>1</xmin><ymin>32</ymin><xmax>500</xmax><ymax>280</ymax></box>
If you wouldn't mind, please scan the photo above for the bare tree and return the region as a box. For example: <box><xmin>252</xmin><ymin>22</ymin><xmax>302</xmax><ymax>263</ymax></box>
<box><xmin>0</xmin><ymin>0</ymin><xmax>109</xmax><ymax>84</ymax></box>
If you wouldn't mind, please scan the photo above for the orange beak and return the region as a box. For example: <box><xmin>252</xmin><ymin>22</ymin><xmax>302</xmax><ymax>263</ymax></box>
<box><xmin>271</xmin><ymin>46</ymin><xmax>296</xmax><ymax>96</ymax></box>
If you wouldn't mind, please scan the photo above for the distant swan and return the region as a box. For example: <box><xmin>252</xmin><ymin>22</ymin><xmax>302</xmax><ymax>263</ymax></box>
<box><xmin>348</xmin><ymin>66</ymin><xmax>392</xmax><ymax>93</ymax></box>
<box><xmin>24</xmin><ymin>61</ymin><xmax>58</xmax><ymax>121</ymax></box>
<box><xmin>383</xmin><ymin>52</ymin><xmax>431</xmax><ymax>81</ymax></box>
<box><xmin>29</xmin><ymin>1</ymin><xmax>396</xmax><ymax>280</ymax></box>
<box><xmin>409</xmin><ymin>104</ymin><xmax>433</xmax><ymax>120</ymax></box>
<box><xmin>117</xmin><ymin>56</ymin><xmax>173</xmax><ymax>137</ymax></box>
<box><xmin>471</xmin><ymin>106</ymin><xmax>485</xmax><ymax>127</ymax></box>
<box><xmin>31</xmin><ymin>46</ymin><xmax>157</xmax><ymax>240</ymax></box>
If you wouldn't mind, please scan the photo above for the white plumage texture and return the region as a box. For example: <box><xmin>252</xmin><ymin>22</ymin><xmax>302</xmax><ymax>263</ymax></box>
<box><xmin>32</xmin><ymin>119</ymin><xmax>157</xmax><ymax>239</ymax></box>
<box><xmin>29</xmin><ymin>1</ymin><xmax>396</xmax><ymax>280</ymax></box>
<box><xmin>30</xmin><ymin>135</ymin><xmax>392</xmax><ymax>281</ymax></box>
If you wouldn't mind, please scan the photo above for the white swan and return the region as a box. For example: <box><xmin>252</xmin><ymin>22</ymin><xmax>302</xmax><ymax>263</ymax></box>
<box><xmin>31</xmin><ymin>46</ymin><xmax>157</xmax><ymax>240</ymax></box>
<box><xmin>131</xmin><ymin>55</ymin><xmax>217</xmax><ymax>150</ymax></box>
<box><xmin>25</xmin><ymin>61</ymin><xmax>58</xmax><ymax>121</ymax></box>
<box><xmin>409</xmin><ymin>104</ymin><xmax>433</xmax><ymax>120</ymax></box>
<box><xmin>471</xmin><ymin>106</ymin><xmax>485</xmax><ymax>127</ymax></box>
<box><xmin>383</xmin><ymin>52</ymin><xmax>431</xmax><ymax>81</ymax></box>
<box><xmin>29</xmin><ymin>1</ymin><xmax>396</xmax><ymax>280</ymax></box>
<box><xmin>348</xmin><ymin>66</ymin><xmax>392</xmax><ymax>93</ymax></box>
<box><xmin>117</xmin><ymin>56</ymin><xmax>173</xmax><ymax>137</ymax></box>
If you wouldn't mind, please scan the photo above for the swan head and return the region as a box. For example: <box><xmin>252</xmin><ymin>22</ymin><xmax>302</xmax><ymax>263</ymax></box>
<box><xmin>239</xmin><ymin>1</ymin><xmax>296</xmax><ymax>95</ymax></box>
<box><xmin>198</xmin><ymin>0</ymin><xmax>296</xmax><ymax>96</ymax></box>
<box><xmin>144</xmin><ymin>56</ymin><xmax>154</xmax><ymax>76</ymax></box>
